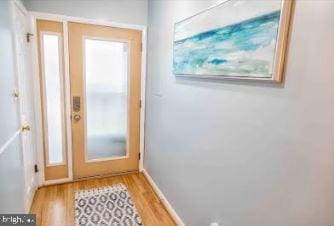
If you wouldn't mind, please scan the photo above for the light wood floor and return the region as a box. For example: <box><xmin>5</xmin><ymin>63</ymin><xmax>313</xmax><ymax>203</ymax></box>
<box><xmin>30</xmin><ymin>173</ymin><xmax>176</xmax><ymax>226</ymax></box>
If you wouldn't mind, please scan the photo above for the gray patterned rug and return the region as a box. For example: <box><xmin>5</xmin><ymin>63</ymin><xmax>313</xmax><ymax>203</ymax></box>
<box><xmin>75</xmin><ymin>183</ymin><xmax>143</xmax><ymax>226</ymax></box>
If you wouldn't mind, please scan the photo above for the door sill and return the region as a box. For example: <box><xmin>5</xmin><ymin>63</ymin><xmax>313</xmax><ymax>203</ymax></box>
<box><xmin>73</xmin><ymin>170</ymin><xmax>139</xmax><ymax>182</ymax></box>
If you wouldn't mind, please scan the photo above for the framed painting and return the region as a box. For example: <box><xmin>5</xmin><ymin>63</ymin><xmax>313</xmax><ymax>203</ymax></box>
<box><xmin>173</xmin><ymin>0</ymin><xmax>293</xmax><ymax>82</ymax></box>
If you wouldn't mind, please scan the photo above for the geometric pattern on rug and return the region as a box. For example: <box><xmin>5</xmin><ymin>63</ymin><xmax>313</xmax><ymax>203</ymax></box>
<box><xmin>75</xmin><ymin>183</ymin><xmax>143</xmax><ymax>226</ymax></box>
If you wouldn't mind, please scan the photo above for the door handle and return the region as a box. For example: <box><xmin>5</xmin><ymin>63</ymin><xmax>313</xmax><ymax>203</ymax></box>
<box><xmin>73</xmin><ymin>114</ymin><xmax>81</xmax><ymax>121</ymax></box>
<box><xmin>12</xmin><ymin>89</ymin><xmax>20</xmax><ymax>98</ymax></box>
<box><xmin>21</xmin><ymin>124</ymin><xmax>31</xmax><ymax>132</ymax></box>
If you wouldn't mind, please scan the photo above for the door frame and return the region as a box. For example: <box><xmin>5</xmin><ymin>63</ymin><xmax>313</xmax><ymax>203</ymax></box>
<box><xmin>31</xmin><ymin>12</ymin><xmax>147</xmax><ymax>186</ymax></box>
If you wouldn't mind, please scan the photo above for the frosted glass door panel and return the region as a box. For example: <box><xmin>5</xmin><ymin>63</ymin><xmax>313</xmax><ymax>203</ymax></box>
<box><xmin>42</xmin><ymin>34</ymin><xmax>64</xmax><ymax>165</ymax></box>
<box><xmin>85</xmin><ymin>39</ymin><xmax>128</xmax><ymax>160</ymax></box>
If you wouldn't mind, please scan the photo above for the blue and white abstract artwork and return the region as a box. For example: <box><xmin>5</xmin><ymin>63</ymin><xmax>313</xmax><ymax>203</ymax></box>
<box><xmin>173</xmin><ymin>0</ymin><xmax>283</xmax><ymax>79</ymax></box>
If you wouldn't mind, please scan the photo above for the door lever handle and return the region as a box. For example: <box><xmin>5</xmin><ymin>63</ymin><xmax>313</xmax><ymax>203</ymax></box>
<box><xmin>21</xmin><ymin>124</ymin><xmax>31</xmax><ymax>132</ymax></box>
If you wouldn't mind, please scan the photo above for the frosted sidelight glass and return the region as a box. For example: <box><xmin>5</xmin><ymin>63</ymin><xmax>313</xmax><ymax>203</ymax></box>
<box><xmin>85</xmin><ymin>39</ymin><xmax>128</xmax><ymax>160</ymax></box>
<box><xmin>42</xmin><ymin>34</ymin><xmax>64</xmax><ymax>165</ymax></box>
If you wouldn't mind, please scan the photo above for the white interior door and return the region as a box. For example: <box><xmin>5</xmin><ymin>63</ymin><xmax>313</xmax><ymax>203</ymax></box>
<box><xmin>0</xmin><ymin>0</ymin><xmax>25</xmax><ymax>214</ymax></box>
<box><xmin>12</xmin><ymin>1</ymin><xmax>38</xmax><ymax>212</ymax></box>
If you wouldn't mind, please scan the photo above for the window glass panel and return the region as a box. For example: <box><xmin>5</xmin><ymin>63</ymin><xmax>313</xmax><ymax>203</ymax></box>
<box><xmin>85</xmin><ymin>38</ymin><xmax>128</xmax><ymax>160</ymax></box>
<box><xmin>42</xmin><ymin>34</ymin><xmax>64</xmax><ymax>165</ymax></box>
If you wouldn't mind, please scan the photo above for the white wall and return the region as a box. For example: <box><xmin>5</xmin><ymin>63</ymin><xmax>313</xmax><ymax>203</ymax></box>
<box><xmin>145</xmin><ymin>0</ymin><xmax>334</xmax><ymax>225</ymax></box>
<box><xmin>22</xmin><ymin>0</ymin><xmax>147</xmax><ymax>25</ymax></box>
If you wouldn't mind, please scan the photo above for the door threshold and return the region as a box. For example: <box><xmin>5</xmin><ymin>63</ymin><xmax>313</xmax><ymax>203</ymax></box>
<box><xmin>40</xmin><ymin>170</ymin><xmax>139</xmax><ymax>188</ymax></box>
<box><xmin>73</xmin><ymin>170</ymin><xmax>139</xmax><ymax>182</ymax></box>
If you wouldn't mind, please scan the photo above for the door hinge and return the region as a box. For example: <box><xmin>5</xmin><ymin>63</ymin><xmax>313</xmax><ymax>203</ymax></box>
<box><xmin>34</xmin><ymin>164</ymin><xmax>39</xmax><ymax>173</ymax></box>
<box><xmin>26</xmin><ymin>32</ymin><xmax>34</xmax><ymax>43</ymax></box>
<box><xmin>140</xmin><ymin>42</ymin><xmax>143</xmax><ymax>52</ymax></box>
<box><xmin>138</xmin><ymin>153</ymin><xmax>141</xmax><ymax>160</ymax></box>
<box><xmin>139</xmin><ymin>99</ymin><xmax>142</xmax><ymax>108</ymax></box>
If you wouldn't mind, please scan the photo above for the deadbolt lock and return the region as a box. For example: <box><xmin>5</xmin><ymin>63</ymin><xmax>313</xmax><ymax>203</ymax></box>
<box><xmin>73</xmin><ymin>114</ymin><xmax>81</xmax><ymax>121</ymax></box>
<box><xmin>73</xmin><ymin>96</ymin><xmax>80</xmax><ymax>112</ymax></box>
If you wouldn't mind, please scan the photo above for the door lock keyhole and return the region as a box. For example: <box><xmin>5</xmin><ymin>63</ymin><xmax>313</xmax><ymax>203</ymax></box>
<box><xmin>73</xmin><ymin>114</ymin><xmax>81</xmax><ymax>121</ymax></box>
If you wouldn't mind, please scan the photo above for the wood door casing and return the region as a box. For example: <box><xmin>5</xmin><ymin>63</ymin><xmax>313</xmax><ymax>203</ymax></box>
<box><xmin>36</xmin><ymin>19</ymin><xmax>68</xmax><ymax>180</ymax></box>
<box><xmin>68</xmin><ymin>22</ymin><xmax>142</xmax><ymax>179</ymax></box>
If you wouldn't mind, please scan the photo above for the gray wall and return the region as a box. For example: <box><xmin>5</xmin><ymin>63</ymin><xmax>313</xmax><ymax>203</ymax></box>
<box><xmin>145</xmin><ymin>1</ymin><xmax>334</xmax><ymax>225</ymax></box>
<box><xmin>22</xmin><ymin>0</ymin><xmax>148</xmax><ymax>25</ymax></box>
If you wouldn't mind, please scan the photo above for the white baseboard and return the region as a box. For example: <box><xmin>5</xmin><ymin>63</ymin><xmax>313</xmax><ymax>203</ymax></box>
<box><xmin>25</xmin><ymin>185</ymin><xmax>36</xmax><ymax>213</ymax></box>
<box><xmin>142</xmin><ymin>169</ymin><xmax>185</xmax><ymax>226</ymax></box>
<box><xmin>43</xmin><ymin>177</ymin><xmax>72</xmax><ymax>186</ymax></box>
<box><xmin>25</xmin><ymin>177</ymin><xmax>38</xmax><ymax>213</ymax></box>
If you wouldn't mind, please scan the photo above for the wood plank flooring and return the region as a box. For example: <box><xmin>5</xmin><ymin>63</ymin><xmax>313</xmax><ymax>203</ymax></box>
<box><xmin>30</xmin><ymin>172</ymin><xmax>176</xmax><ymax>226</ymax></box>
